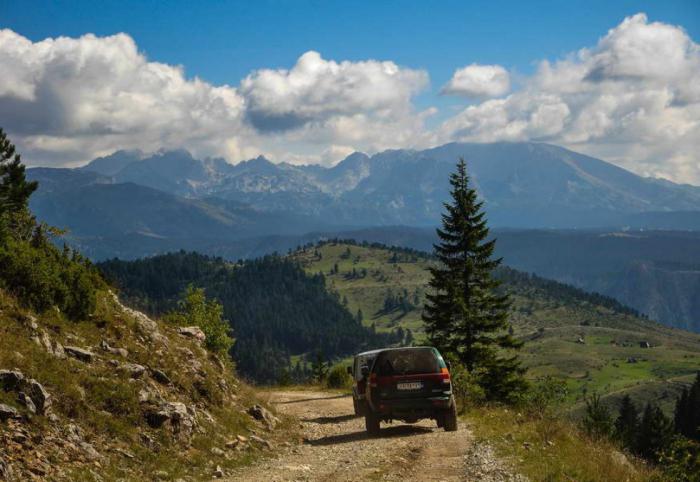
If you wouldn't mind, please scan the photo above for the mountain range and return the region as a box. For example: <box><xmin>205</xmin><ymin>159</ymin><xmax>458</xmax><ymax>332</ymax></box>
<box><xmin>26</xmin><ymin>142</ymin><xmax>700</xmax><ymax>332</ymax></box>
<box><xmin>70</xmin><ymin>142</ymin><xmax>700</xmax><ymax>229</ymax></box>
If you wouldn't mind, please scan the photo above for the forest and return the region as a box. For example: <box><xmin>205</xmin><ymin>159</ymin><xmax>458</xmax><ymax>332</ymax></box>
<box><xmin>98</xmin><ymin>251</ymin><xmax>403</xmax><ymax>382</ymax></box>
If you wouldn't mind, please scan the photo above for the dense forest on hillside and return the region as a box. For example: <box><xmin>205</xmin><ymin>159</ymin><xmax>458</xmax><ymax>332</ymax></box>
<box><xmin>98</xmin><ymin>251</ymin><xmax>402</xmax><ymax>382</ymax></box>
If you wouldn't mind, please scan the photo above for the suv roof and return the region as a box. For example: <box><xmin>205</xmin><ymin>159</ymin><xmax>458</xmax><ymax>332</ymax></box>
<box><xmin>355</xmin><ymin>346</ymin><xmax>434</xmax><ymax>357</ymax></box>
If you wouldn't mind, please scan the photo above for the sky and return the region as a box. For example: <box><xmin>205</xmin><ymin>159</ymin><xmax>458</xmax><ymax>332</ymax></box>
<box><xmin>1</xmin><ymin>0</ymin><xmax>699</xmax><ymax>183</ymax></box>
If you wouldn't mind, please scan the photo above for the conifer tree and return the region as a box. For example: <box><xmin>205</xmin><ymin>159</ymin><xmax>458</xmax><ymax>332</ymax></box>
<box><xmin>675</xmin><ymin>372</ymin><xmax>700</xmax><ymax>441</ymax></box>
<box><xmin>614</xmin><ymin>395</ymin><xmax>639</xmax><ymax>449</ymax></box>
<box><xmin>422</xmin><ymin>158</ymin><xmax>526</xmax><ymax>401</ymax></box>
<box><xmin>637</xmin><ymin>402</ymin><xmax>674</xmax><ymax>461</ymax></box>
<box><xmin>0</xmin><ymin>128</ymin><xmax>38</xmax><ymax>240</ymax></box>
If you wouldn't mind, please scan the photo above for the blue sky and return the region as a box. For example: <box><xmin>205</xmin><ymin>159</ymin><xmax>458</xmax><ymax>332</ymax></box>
<box><xmin>1</xmin><ymin>1</ymin><xmax>699</xmax><ymax>183</ymax></box>
<box><xmin>4</xmin><ymin>0</ymin><xmax>698</xmax><ymax>99</ymax></box>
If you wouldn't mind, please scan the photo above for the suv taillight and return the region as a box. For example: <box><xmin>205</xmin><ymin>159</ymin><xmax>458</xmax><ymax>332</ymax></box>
<box><xmin>440</xmin><ymin>367</ymin><xmax>451</xmax><ymax>384</ymax></box>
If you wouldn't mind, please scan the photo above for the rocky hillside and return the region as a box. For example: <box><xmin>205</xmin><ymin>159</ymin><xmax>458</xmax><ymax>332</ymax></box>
<box><xmin>0</xmin><ymin>288</ymin><xmax>285</xmax><ymax>481</ymax></box>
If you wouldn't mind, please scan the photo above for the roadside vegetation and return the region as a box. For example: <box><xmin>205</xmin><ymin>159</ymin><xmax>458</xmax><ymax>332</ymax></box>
<box><xmin>0</xmin><ymin>129</ymin><xmax>287</xmax><ymax>480</ymax></box>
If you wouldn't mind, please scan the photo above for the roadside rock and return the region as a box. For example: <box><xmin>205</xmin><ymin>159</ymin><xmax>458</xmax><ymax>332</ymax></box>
<box><xmin>0</xmin><ymin>369</ymin><xmax>25</xmax><ymax>391</ymax></box>
<box><xmin>100</xmin><ymin>340</ymin><xmax>128</xmax><ymax>358</ymax></box>
<box><xmin>64</xmin><ymin>346</ymin><xmax>96</xmax><ymax>363</ymax></box>
<box><xmin>214</xmin><ymin>465</ymin><xmax>224</xmax><ymax>478</ymax></box>
<box><xmin>120</xmin><ymin>363</ymin><xmax>146</xmax><ymax>379</ymax></box>
<box><xmin>250</xmin><ymin>434</ymin><xmax>272</xmax><ymax>449</ymax></box>
<box><xmin>17</xmin><ymin>392</ymin><xmax>36</xmax><ymax>414</ymax></box>
<box><xmin>144</xmin><ymin>401</ymin><xmax>196</xmax><ymax>441</ymax></box>
<box><xmin>25</xmin><ymin>379</ymin><xmax>51</xmax><ymax>415</ymax></box>
<box><xmin>80</xmin><ymin>441</ymin><xmax>102</xmax><ymax>460</ymax></box>
<box><xmin>150</xmin><ymin>368</ymin><xmax>171</xmax><ymax>385</ymax></box>
<box><xmin>247</xmin><ymin>404</ymin><xmax>280</xmax><ymax>429</ymax></box>
<box><xmin>0</xmin><ymin>403</ymin><xmax>20</xmax><ymax>421</ymax></box>
<box><xmin>177</xmin><ymin>326</ymin><xmax>206</xmax><ymax>344</ymax></box>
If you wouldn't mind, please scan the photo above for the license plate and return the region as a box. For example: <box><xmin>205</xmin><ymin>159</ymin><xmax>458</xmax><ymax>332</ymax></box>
<box><xmin>397</xmin><ymin>382</ymin><xmax>423</xmax><ymax>390</ymax></box>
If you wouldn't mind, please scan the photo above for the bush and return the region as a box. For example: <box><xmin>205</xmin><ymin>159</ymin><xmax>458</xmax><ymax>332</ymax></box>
<box><xmin>660</xmin><ymin>437</ymin><xmax>700</xmax><ymax>482</ymax></box>
<box><xmin>582</xmin><ymin>393</ymin><xmax>614</xmax><ymax>440</ymax></box>
<box><xmin>166</xmin><ymin>285</ymin><xmax>234</xmax><ymax>354</ymax></box>
<box><xmin>326</xmin><ymin>365</ymin><xmax>352</xmax><ymax>389</ymax></box>
<box><xmin>520</xmin><ymin>376</ymin><xmax>568</xmax><ymax>419</ymax></box>
<box><xmin>0</xmin><ymin>236</ymin><xmax>103</xmax><ymax>320</ymax></box>
<box><xmin>447</xmin><ymin>356</ymin><xmax>486</xmax><ymax>411</ymax></box>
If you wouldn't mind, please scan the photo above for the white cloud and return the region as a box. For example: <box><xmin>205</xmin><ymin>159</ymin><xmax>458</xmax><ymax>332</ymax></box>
<box><xmin>1</xmin><ymin>14</ymin><xmax>699</xmax><ymax>184</ymax></box>
<box><xmin>441</xmin><ymin>64</ymin><xmax>510</xmax><ymax>98</ymax></box>
<box><xmin>0</xmin><ymin>32</ymin><xmax>430</xmax><ymax>167</ymax></box>
<box><xmin>0</xmin><ymin>29</ymin><xmax>254</xmax><ymax>165</ymax></box>
<box><xmin>438</xmin><ymin>14</ymin><xmax>700</xmax><ymax>183</ymax></box>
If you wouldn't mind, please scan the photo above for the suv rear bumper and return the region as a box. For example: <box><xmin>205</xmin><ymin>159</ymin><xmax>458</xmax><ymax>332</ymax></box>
<box><xmin>371</xmin><ymin>395</ymin><xmax>452</xmax><ymax>418</ymax></box>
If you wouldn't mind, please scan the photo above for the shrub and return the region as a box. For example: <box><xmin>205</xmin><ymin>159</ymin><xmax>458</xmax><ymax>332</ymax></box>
<box><xmin>326</xmin><ymin>365</ymin><xmax>352</xmax><ymax>389</ymax></box>
<box><xmin>166</xmin><ymin>285</ymin><xmax>234</xmax><ymax>354</ymax></box>
<box><xmin>582</xmin><ymin>393</ymin><xmax>614</xmax><ymax>440</ymax></box>
<box><xmin>520</xmin><ymin>376</ymin><xmax>568</xmax><ymax>419</ymax></box>
<box><xmin>447</xmin><ymin>356</ymin><xmax>486</xmax><ymax>411</ymax></box>
<box><xmin>659</xmin><ymin>437</ymin><xmax>700</xmax><ymax>482</ymax></box>
<box><xmin>0</xmin><ymin>236</ymin><xmax>103</xmax><ymax>320</ymax></box>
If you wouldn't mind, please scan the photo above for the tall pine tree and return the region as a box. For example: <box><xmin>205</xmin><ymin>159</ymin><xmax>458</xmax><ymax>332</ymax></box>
<box><xmin>614</xmin><ymin>395</ymin><xmax>639</xmax><ymax>450</ymax></box>
<box><xmin>422</xmin><ymin>158</ymin><xmax>526</xmax><ymax>401</ymax></box>
<box><xmin>636</xmin><ymin>402</ymin><xmax>674</xmax><ymax>461</ymax></box>
<box><xmin>675</xmin><ymin>372</ymin><xmax>700</xmax><ymax>441</ymax></box>
<box><xmin>0</xmin><ymin>128</ymin><xmax>38</xmax><ymax>240</ymax></box>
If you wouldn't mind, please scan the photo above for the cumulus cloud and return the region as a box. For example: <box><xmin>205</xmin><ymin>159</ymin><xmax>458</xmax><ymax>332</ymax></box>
<box><xmin>438</xmin><ymin>14</ymin><xmax>700</xmax><ymax>183</ymax></box>
<box><xmin>240</xmin><ymin>51</ymin><xmax>428</xmax><ymax>132</ymax></box>
<box><xmin>441</xmin><ymin>64</ymin><xmax>510</xmax><ymax>98</ymax></box>
<box><xmin>0</xmin><ymin>29</ymin><xmax>257</xmax><ymax>165</ymax></box>
<box><xmin>0</xmin><ymin>32</ymin><xmax>430</xmax><ymax>166</ymax></box>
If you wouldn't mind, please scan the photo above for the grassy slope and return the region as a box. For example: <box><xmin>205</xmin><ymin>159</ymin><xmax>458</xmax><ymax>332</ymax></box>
<box><xmin>293</xmin><ymin>242</ymin><xmax>700</xmax><ymax>413</ymax></box>
<box><xmin>0</xmin><ymin>288</ymin><xmax>291</xmax><ymax>480</ymax></box>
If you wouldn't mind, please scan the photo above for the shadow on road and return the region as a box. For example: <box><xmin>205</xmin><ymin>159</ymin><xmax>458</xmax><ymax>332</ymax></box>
<box><xmin>305</xmin><ymin>425</ymin><xmax>434</xmax><ymax>446</ymax></box>
<box><xmin>302</xmin><ymin>414</ymin><xmax>357</xmax><ymax>424</ymax></box>
<box><xmin>276</xmin><ymin>394</ymin><xmax>351</xmax><ymax>405</ymax></box>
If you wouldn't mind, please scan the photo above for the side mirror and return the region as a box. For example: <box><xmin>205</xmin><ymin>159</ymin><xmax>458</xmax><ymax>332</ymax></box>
<box><xmin>346</xmin><ymin>366</ymin><xmax>353</xmax><ymax>375</ymax></box>
<box><xmin>361</xmin><ymin>365</ymin><xmax>369</xmax><ymax>377</ymax></box>
<box><xmin>446</xmin><ymin>361</ymin><xmax>452</xmax><ymax>371</ymax></box>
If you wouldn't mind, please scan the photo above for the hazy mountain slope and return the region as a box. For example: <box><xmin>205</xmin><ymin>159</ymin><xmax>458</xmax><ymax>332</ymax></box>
<box><xmin>293</xmin><ymin>242</ymin><xmax>700</xmax><ymax>414</ymax></box>
<box><xmin>75</xmin><ymin>142</ymin><xmax>700</xmax><ymax>229</ymax></box>
<box><xmin>26</xmin><ymin>168</ymin><xmax>340</xmax><ymax>258</ymax></box>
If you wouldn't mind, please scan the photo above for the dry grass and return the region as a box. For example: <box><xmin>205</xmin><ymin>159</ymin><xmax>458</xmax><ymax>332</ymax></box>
<box><xmin>465</xmin><ymin>405</ymin><xmax>664</xmax><ymax>482</ymax></box>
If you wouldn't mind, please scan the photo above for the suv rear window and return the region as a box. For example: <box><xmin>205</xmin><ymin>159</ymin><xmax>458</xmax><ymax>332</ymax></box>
<box><xmin>374</xmin><ymin>348</ymin><xmax>440</xmax><ymax>376</ymax></box>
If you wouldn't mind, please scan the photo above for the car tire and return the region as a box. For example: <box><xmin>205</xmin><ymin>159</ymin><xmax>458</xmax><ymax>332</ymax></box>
<box><xmin>443</xmin><ymin>401</ymin><xmax>458</xmax><ymax>432</ymax></box>
<box><xmin>436</xmin><ymin>415</ymin><xmax>444</xmax><ymax>428</ymax></box>
<box><xmin>365</xmin><ymin>411</ymin><xmax>381</xmax><ymax>436</ymax></box>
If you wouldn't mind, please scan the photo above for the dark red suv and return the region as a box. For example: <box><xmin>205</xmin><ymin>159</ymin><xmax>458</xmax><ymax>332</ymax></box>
<box><xmin>353</xmin><ymin>346</ymin><xmax>458</xmax><ymax>435</ymax></box>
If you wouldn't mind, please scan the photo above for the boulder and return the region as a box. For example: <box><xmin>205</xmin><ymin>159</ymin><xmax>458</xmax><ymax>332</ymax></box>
<box><xmin>250</xmin><ymin>434</ymin><xmax>273</xmax><ymax>449</ymax></box>
<box><xmin>177</xmin><ymin>326</ymin><xmax>206</xmax><ymax>344</ymax></box>
<box><xmin>64</xmin><ymin>346</ymin><xmax>96</xmax><ymax>363</ymax></box>
<box><xmin>100</xmin><ymin>340</ymin><xmax>128</xmax><ymax>358</ymax></box>
<box><xmin>0</xmin><ymin>369</ymin><xmax>25</xmax><ymax>391</ymax></box>
<box><xmin>25</xmin><ymin>379</ymin><xmax>51</xmax><ymax>415</ymax></box>
<box><xmin>120</xmin><ymin>363</ymin><xmax>146</xmax><ymax>379</ymax></box>
<box><xmin>150</xmin><ymin>368</ymin><xmax>171</xmax><ymax>385</ymax></box>
<box><xmin>0</xmin><ymin>403</ymin><xmax>19</xmax><ymax>421</ymax></box>
<box><xmin>144</xmin><ymin>401</ymin><xmax>196</xmax><ymax>441</ymax></box>
<box><xmin>17</xmin><ymin>392</ymin><xmax>36</xmax><ymax>414</ymax></box>
<box><xmin>247</xmin><ymin>404</ymin><xmax>280</xmax><ymax>429</ymax></box>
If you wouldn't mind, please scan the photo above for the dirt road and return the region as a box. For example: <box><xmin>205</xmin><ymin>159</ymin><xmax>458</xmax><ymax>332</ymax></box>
<box><xmin>228</xmin><ymin>390</ymin><xmax>476</xmax><ymax>481</ymax></box>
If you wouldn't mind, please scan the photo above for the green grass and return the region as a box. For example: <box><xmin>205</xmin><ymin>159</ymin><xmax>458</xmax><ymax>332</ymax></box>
<box><xmin>293</xmin><ymin>242</ymin><xmax>700</xmax><ymax>414</ymax></box>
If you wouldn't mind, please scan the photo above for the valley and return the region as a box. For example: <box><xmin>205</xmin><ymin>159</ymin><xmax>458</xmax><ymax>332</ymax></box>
<box><xmin>292</xmin><ymin>242</ymin><xmax>700</xmax><ymax>413</ymax></box>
